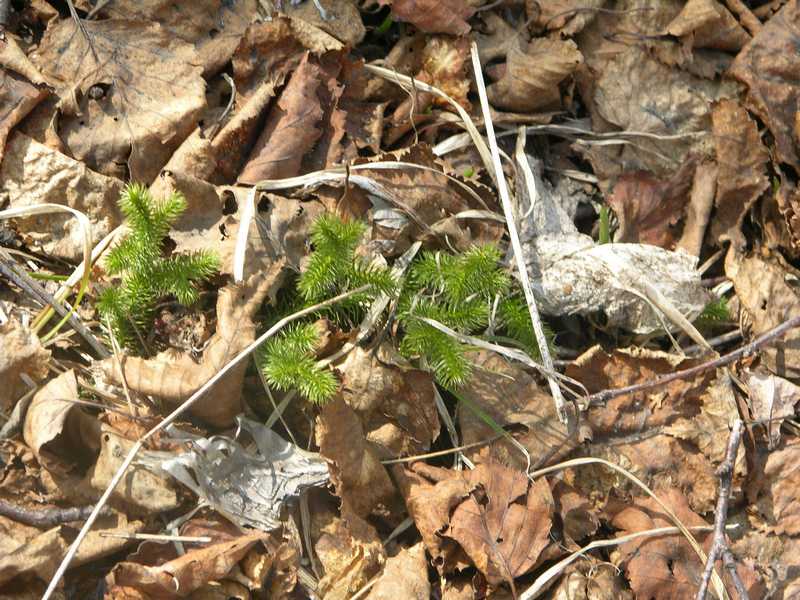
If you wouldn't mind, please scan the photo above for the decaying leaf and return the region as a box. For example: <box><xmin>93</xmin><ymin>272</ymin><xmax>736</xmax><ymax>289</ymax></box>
<box><xmin>744</xmin><ymin>368</ymin><xmax>800</xmax><ymax>449</ymax></box>
<box><xmin>0</xmin><ymin>69</ymin><xmax>47</xmax><ymax>165</ymax></box>
<box><xmin>0</xmin><ymin>317</ymin><xmax>49</xmax><ymax>411</ymax></box>
<box><xmin>316</xmin><ymin>397</ymin><xmax>397</xmax><ymax>518</ymax></box>
<box><xmin>107</xmin><ymin>531</ymin><xmax>267</xmax><ymax>598</ymax></box>
<box><xmin>606</xmin><ymin>159</ymin><xmax>695</xmax><ymax>249</ymax></box>
<box><xmin>447</xmin><ymin>463</ymin><xmax>554</xmax><ymax>588</ymax></box>
<box><xmin>665</xmin><ymin>0</ymin><xmax>750</xmax><ymax>51</ymax></box>
<box><xmin>22</xmin><ymin>370</ymin><xmax>101</xmax><ymax>476</ymax></box>
<box><xmin>709</xmin><ymin>99</ymin><xmax>769</xmax><ymax>246</ymax></box>
<box><xmin>486</xmin><ymin>37</ymin><xmax>583</xmax><ymax>113</ymax></box>
<box><xmin>31</xmin><ymin>18</ymin><xmax>207</xmax><ymax>182</ymax></box>
<box><xmin>528</xmin><ymin>0</ymin><xmax>606</xmax><ymax>36</ymax></box>
<box><xmin>366</xmin><ymin>542</ymin><xmax>430</xmax><ymax>600</ymax></box>
<box><xmin>283</xmin><ymin>0</ymin><xmax>366</xmax><ymax>46</ymax></box>
<box><xmin>458</xmin><ymin>350</ymin><xmax>577</xmax><ymax>470</ymax></box>
<box><xmin>754</xmin><ymin>437</ymin><xmax>800</xmax><ymax>536</ymax></box>
<box><xmin>0</xmin><ymin>133</ymin><xmax>124</xmax><ymax>261</ymax></box>
<box><xmin>383</xmin><ymin>0</ymin><xmax>476</xmax><ymax>36</ymax></box>
<box><xmin>729</xmin><ymin>0</ymin><xmax>800</xmax><ymax>170</ymax></box>
<box><xmin>100</xmin><ymin>264</ymin><xmax>286</xmax><ymax>426</ymax></box>
<box><xmin>725</xmin><ymin>249</ymin><xmax>800</xmax><ymax>379</ymax></box>
<box><xmin>338</xmin><ymin>344</ymin><xmax>440</xmax><ymax>456</ymax></box>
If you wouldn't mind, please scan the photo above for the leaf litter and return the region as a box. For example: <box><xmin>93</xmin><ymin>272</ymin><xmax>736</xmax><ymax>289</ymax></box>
<box><xmin>2</xmin><ymin>1</ymin><xmax>800</xmax><ymax>599</ymax></box>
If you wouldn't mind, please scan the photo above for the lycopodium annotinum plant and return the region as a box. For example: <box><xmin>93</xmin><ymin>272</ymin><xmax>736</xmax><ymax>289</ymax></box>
<box><xmin>97</xmin><ymin>184</ymin><xmax>219</xmax><ymax>352</ymax></box>
<box><xmin>260</xmin><ymin>213</ymin><xmax>552</xmax><ymax>404</ymax></box>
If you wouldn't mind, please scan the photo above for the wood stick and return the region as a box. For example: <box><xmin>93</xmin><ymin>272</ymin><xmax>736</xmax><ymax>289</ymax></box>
<box><xmin>0</xmin><ymin>499</ymin><xmax>111</xmax><ymax>528</ymax></box>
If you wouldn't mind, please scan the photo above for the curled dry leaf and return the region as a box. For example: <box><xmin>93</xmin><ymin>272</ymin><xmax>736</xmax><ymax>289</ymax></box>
<box><xmin>744</xmin><ymin>368</ymin><xmax>800</xmax><ymax>449</ymax></box>
<box><xmin>75</xmin><ymin>0</ymin><xmax>259</xmax><ymax>77</ymax></box>
<box><xmin>0</xmin><ymin>317</ymin><xmax>49</xmax><ymax>411</ymax></box>
<box><xmin>553</xmin><ymin>480</ymin><xmax>600</xmax><ymax>544</ymax></box>
<box><xmin>606</xmin><ymin>159</ymin><xmax>696</xmax><ymax>249</ymax></box>
<box><xmin>106</xmin><ymin>531</ymin><xmax>267</xmax><ymax>598</ymax></box>
<box><xmin>365</xmin><ymin>542</ymin><xmax>430</xmax><ymax>600</ymax></box>
<box><xmin>31</xmin><ymin>19</ymin><xmax>207</xmax><ymax>182</ymax></box>
<box><xmin>457</xmin><ymin>350</ymin><xmax>578</xmax><ymax>470</ymax></box>
<box><xmin>725</xmin><ymin>249</ymin><xmax>800</xmax><ymax>379</ymax></box>
<box><xmin>338</xmin><ymin>344</ymin><xmax>439</xmax><ymax>457</ymax></box>
<box><xmin>610</xmin><ymin>488</ymin><xmax>761</xmax><ymax>599</ymax></box>
<box><xmin>282</xmin><ymin>0</ymin><xmax>366</xmax><ymax>46</ymax></box>
<box><xmin>729</xmin><ymin>0</ymin><xmax>800</xmax><ymax>170</ymax></box>
<box><xmin>709</xmin><ymin>99</ymin><xmax>770</xmax><ymax>246</ymax></box>
<box><xmin>100</xmin><ymin>264</ymin><xmax>286</xmax><ymax>426</ymax></box>
<box><xmin>0</xmin><ymin>34</ymin><xmax>48</xmax><ymax>86</ymax></box>
<box><xmin>22</xmin><ymin>370</ymin><xmax>101</xmax><ymax>477</ymax></box>
<box><xmin>774</xmin><ymin>178</ymin><xmax>800</xmax><ymax>253</ymax></box>
<box><xmin>382</xmin><ymin>0</ymin><xmax>476</xmax><ymax>35</ymax></box>
<box><xmin>665</xmin><ymin>0</ymin><xmax>750</xmax><ymax>51</ymax></box>
<box><xmin>486</xmin><ymin>37</ymin><xmax>583</xmax><ymax>113</ymax></box>
<box><xmin>0</xmin><ymin>69</ymin><xmax>47</xmax><ymax>165</ymax></box>
<box><xmin>754</xmin><ymin>437</ymin><xmax>800</xmax><ymax>536</ymax></box>
<box><xmin>0</xmin><ymin>133</ymin><xmax>123</xmax><ymax>261</ymax></box>
<box><xmin>528</xmin><ymin>0</ymin><xmax>606</xmax><ymax>36</ymax></box>
<box><xmin>316</xmin><ymin>397</ymin><xmax>397</xmax><ymax>518</ymax></box>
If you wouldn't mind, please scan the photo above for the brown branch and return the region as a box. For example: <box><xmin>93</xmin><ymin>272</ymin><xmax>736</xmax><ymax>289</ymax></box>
<box><xmin>0</xmin><ymin>498</ymin><xmax>112</xmax><ymax>528</ymax></box>
<box><xmin>723</xmin><ymin>0</ymin><xmax>763</xmax><ymax>36</ymax></box>
<box><xmin>586</xmin><ymin>314</ymin><xmax>800</xmax><ymax>406</ymax></box>
<box><xmin>696</xmin><ymin>419</ymin><xmax>748</xmax><ymax>600</ymax></box>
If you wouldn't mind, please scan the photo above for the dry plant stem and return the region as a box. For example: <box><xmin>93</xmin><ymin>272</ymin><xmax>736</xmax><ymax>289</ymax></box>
<box><xmin>469</xmin><ymin>43</ymin><xmax>570</xmax><ymax>426</ymax></box>
<box><xmin>0</xmin><ymin>499</ymin><xmax>111</xmax><ymax>528</ymax></box>
<box><xmin>99</xmin><ymin>532</ymin><xmax>211</xmax><ymax>543</ymax></box>
<box><xmin>0</xmin><ymin>252</ymin><xmax>110</xmax><ymax>358</ymax></box>
<box><xmin>587</xmin><ymin>314</ymin><xmax>800</xmax><ymax>406</ymax></box>
<box><xmin>696</xmin><ymin>419</ymin><xmax>748</xmax><ymax>600</ymax></box>
<box><xmin>42</xmin><ymin>285</ymin><xmax>370</xmax><ymax>600</ymax></box>
<box><xmin>723</xmin><ymin>0</ymin><xmax>762</xmax><ymax>35</ymax></box>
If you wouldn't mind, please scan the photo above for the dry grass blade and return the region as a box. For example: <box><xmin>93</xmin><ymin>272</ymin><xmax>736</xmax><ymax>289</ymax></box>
<box><xmin>42</xmin><ymin>285</ymin><xmax>372</xmax><ymax>600</ymax></box>
<box><xmin>529</xmin><ymin>457</ymin><xmax>728</xmax><ymax>600</ymax></box>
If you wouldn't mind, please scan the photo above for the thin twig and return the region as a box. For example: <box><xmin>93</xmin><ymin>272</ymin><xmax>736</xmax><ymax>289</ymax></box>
<box><xmin>696</xmin><ymin>420</ymin><xmax>748</xmax><ymax>600</ymax></box>
<box><xmin>469</xmin><ymin>43</ymin><xmax>571</xmax><ymax>427</ymax></box>
<box><xmin>587</xmin><ymin>315</ymin><xmax>800</xmax><ymax>405</ymax></box>
<box><xmin>42</xmin><ymin>285</ymin><xmax>370</xmax><ymax>600</ymax></box>
<box><xmin>0</xmin><ymin>499</ymin><xmax>112</xmax><ymax>528</ymax></box>
<box><xmin>99</xmin><ymin>532</ymin><xmax>212</xmax><ymax>543</ymax></box>
<box><xmin>722</xmin><ymin>0</ymin><xmax>762</xmax><ymax>35</ymax></box>
<box><xmin>0</xmin><ymin>251</ymin><xmax>110</xmax><ymax>358</ymax></box>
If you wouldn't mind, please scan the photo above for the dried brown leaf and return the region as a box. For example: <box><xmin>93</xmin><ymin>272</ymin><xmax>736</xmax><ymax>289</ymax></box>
<box><xmin>107</xmin><ymin>532</ymin><xmax>267</xmax><ymax>598</ymax></box>
<box><xmin>744</xmin><ymin>368</ymin><xmax>800</xmax><ymax>449</ymax></box>
<box><xmin>0</xmin><ymin>317</ymin><xmax>49</xmax><ymax>412</ymax></box>
<box><xmin>710</xmin><ymin>99</ymin><xmax>770</xmax><ymax>246</ymax></box>
<box><xmin>754</xmin><ymin>437</ymin><xmax>800</xmax><ymax>535</ymax></box>
<box><xmin>100</xmin><ymin>264</ymin><xmax>286</xmax><ymax>426</ymax></box>
<box><xmin>606</xmin><ymin>159</ymin><xmax>696</xmax><ymax>249</ymax></box>
<box><xmin>366</xmin><ymin>542</ymin><xmax>430</xmax><ymax>600</ymax></box>
<box><xmin>0</xmin><ymin>69</ymin><xmax>47</xmax><ymax>165</ymax></box>
<box><xmin>384</xmin><ymin>0</ymin><xmax>476</xmax><ymax>35</ymax></box>
<box><xmin>447</xmin><ymin>462</ymin><xmax>554</xmax><ymax>587</ymax></box>
<box><xmin>315</xmin><ymin>397</ymin><xmax>397</xmax><ymax>518</ymax></box>
<box><xmin>338</xmin><ymin>345</ymin><xmax>439</xmax><ymax>457</ymax></box>
<box><xmin>1</xmin><ymin>133</ymin><xmax>124</xmax><ymax>261</ymax></box>
<box><xmin>528</xmin><ymin>0</ymin><xmax>606</xmax><ymax>36</ymax></box>
<box><xmin>729</xmin><ymin>0</ymin><xmax>800</xmax><ymax>170</ymax></box>
<box><xmin>283</xmin><ymin>0</ymin><xmax>365</xmax><ymax>46</ymax></box>
<box><xmin>725</xmin><ymin>249</ymin><xmax>800</xmax><ymax>379</ymax></box>
<box><xmin>665</xmin><ymin>0</ymin><xmax>750</xmax><ymax>51</ymax></box>
<box><xmin>458</xmin><ymin>351</ymin><xmax>577</xmax><ymax>470</ymax></box>
<box><xmin>774</xmin><ymin>178</ymin><xmax>800</xmax><ymax>253</ymax></box>
<box><xmin>553</xmin><ymin>480</ymin><xmax>600</xmax><ymax>544</ymax></box>
<box><xmin>31</xmin><ymin>19</ymin><xmax>207</xmax><ymax>182</ymax></box>
<box><xmin>486</xmin><ymin>37</ymin><xmax>582</xmax><ymax>113</ymax></box>
<box><xmin>0</xmin><ymin>34</ymin><xmax>48</xmax><ymax>86</ymax></box>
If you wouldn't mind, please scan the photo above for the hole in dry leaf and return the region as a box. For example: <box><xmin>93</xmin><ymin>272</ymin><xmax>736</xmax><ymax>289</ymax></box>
<box><xmin>222</xmin><ymin>191</ymin><xmax>238</xmax><ymax>215</ymax></box>
<box><xmin>257</xmin><ymin>194</ymin><xmax>271</xmax><ymax>212</ymax></box>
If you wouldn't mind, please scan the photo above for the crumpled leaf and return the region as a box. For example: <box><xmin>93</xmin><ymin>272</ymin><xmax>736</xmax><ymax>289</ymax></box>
<box><xmin>316</xmin><ymin>397</ymin><xmax>397</xmax><ymax>518</ymax></box>
<box><xmin>75</xmin><ymin>0</ymin><xmax>258</xmax><ymax>77</ymax></box>
<box><xmin>744</xmin><ymin>368</ymin><xmax>800</xmax><ymax>450</ymax></box>
<box><xmin>458</xmin><ymin>350</ymin><xmax>578</xmax><ymax>470</ymax></box>
<box><xmin>366</xmin><ymin>542</ymin><xmax>430</xmax><ymax>600</ymax></box>
<box><xmin>773</xmin><ymin>178</ymin><xmax>800</xmax><ymax>253</ymax></box>
<box><xmin>22</xmin><ymin>370</ymin><xmax>101</xmax><ymax>476</ymax></box>
<box><xmin>100</xmin><ymin>265</ymin><xmax>286</xmax><ymax>426</ymax></box>
<box><xmin>528</xmin><ymin>0</ymin><xmax>606</xmax><ymax>36</ymax></box>
<box><xmin>0</xmin><ymin>317</ymin><xmax>50</xmax><ymax>411</ymax></box>
<box><xmin>446</xmin><ymin>462</ymin><xmax>554</xmax><ymax>587</ymax></box>
<box><xmin>85</xmin><ymin>426</ymin><xmax>179</xmax><ymax>513</ymax></box>
<box><xmin>106</xmin><ymin>531</ymin><xmax>267</xmax><ymax>598</ymax></box>
<box><xmin>382</xmin><ymin>0</ymin><xmax>476</xmax><ymax>35</ymax></box>
<box><xmin>312</xmin><ymin>506</ymin><xmax>386</xmax><ymax>600</ymax></box>
<box><xmin>0</xmin><ymin>133</ymin><xmax>124</xmax><ymax>261</ymax></box>
<box><xmin>338</xmin><ymin>344</ymin><xmax>439</xmax><ymax>457</ymax></box>
<box><xmin>31</xmin><ymin>18</ymin><xmax>207</xmax><ymax>182</ymax></box>
<box><xmin>283</xmin><ymin>0</ymin><xmax>365</xmax><ymax>46</ymax></box>
<box><xmin>486</xmin><ymin>36</ymin><xmax>583</xmax><ymax>113</ymax></box>
<box><xmin>0</xmin><ymin>68</ymin><xmax>47</xmax><ymax>165</ymax></box>
<box><xmin>754</xmin><ymin>437</ymin><xmax>800</xmax><ymax>535</ymax></box>
<box><xmin>553</xmin><ymin>480</ymin><xmax>600</xmax><ymax>544</ymax></box>
<box><xmin>611</xmin><ymin>488</ymin><xmax>760</xmax><ymax>599</ymax></box>
<box><xmin>709</xmin><ymin>99</ymin><xmax>770</xmax><ymax>246</ymax></box>
<box><xmin>725</xmin><ymin>249</ymin><xmax>800</xmax><ymax>379</ymax></box>
<box><xmin>606</xmin><ymin>159</ymin><xmax>696</xmax><ymax>249</ymax></box>
<box><xmin>143</xmin><ymin>416</ymin><xmax>328</xmax><ymax>531</ymax></box>
<box><xmin>665</xmin><ymin>0</ymin><xmax>750</xmax><ymax>51</ymax></box>
<box><xmin>729</xmin><ymin>0</ymin><xmax>800</xmax><ymax>170</ymax></box>
<box><xmin>520</xmin><ymin>153</ymin><xmax>710</xmax><ymax>333</ymax></box>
